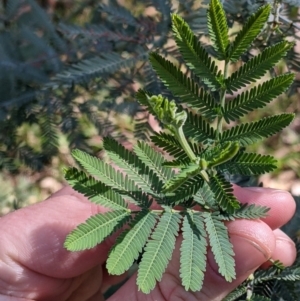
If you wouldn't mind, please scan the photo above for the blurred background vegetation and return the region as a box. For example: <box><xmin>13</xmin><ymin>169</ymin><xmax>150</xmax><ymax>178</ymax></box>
<box><xmin>0</xmin><ymin>0</ymin><xmax>299</xmax><ymax>216</ymax></box>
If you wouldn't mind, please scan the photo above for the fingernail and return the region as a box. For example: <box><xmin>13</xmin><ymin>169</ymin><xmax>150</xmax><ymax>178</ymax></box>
<box><xmin>231</xmin><ymin>235</ymin><xmax>271</xmax><ymax>276</ymax></box>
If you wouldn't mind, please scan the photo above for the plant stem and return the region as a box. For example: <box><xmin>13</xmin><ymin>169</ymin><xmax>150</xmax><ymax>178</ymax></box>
<box><xmin>173</xmin><ymin>126</ymin><xmax>197</xmax><ymax>161</ymax></box>
<box><xmin>216</xmin><ymin>61</ymin><xmax>229</xmax><ymax>138</ymax></box>
<box><xmin>149</xmin><ymin>208</ymin><xmax>208</xmax><ymax>215</ymax></box>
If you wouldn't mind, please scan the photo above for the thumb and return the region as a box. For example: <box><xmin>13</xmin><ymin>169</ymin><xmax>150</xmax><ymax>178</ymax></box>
<box><xmin>1</xmin><ymin>186</ymin><xmax>116</xmax><ymax>279</ymax></box>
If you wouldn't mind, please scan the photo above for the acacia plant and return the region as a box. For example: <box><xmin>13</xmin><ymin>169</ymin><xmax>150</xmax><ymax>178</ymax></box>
<box><xmin>64</xmin><ymin>0</ymin><xmax>295</xmax><ymax>296</ymax></box>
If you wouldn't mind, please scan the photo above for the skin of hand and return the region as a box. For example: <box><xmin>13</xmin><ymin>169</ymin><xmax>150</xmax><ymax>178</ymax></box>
<box><xmin>0</xmin><ymin>185</ymin><xmax>296</xmax><ymax>301</ymax></box>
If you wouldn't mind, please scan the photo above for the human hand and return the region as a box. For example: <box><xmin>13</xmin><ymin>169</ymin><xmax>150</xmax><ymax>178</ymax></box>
<box><xmin>0</xmin><ymin>185</ymin><xmax>296</xmax><ymax>301</ymax></box>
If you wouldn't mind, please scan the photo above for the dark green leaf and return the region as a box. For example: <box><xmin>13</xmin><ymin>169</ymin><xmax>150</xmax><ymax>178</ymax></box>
<box><xmin>207</xmin><ymin>0</ymin><xmax>229</xmax><ymax>59</ymax></box>
<box><xmin>220</xmin><ymin>114</ymin><xmax>295</xmax><ymax>146</ymax></box>
<box><xmin>223</xmin><ymin>74</ymin><xmax>295</xmax><ymax>123</ymax></box>
<box><xmin>184</xmin><ymin>111</ymin><xmax>217</xmax><ymax>143</ymax></box>
<box><xmin>171</xmin><ymin>14</ymin><xmax>222</xmax><ymax>90</ymax></box>
<box><xmin>217</xmin><ymin>152</ymin><xmax>277</xmax><ymax>175</ymax></box>
<box><xmin>209</xmin><ymin>173</ymin><xmax>240</xmax><ymax>213</ymax></box>
<box><xmin>149</xmin><ymin>52</ymin><xmax>218</xmax><ymax>119</ymax></box>
<box><xmin>220</xmin><ymin>204</ymin><xmax>270</xmax><ymax>220</ymax></box>
<box><xmin>227</xmin><ymin>5</ymin><xmax>271</xmax><ymax>62</ymax></box>
<box><xmin>226</xmin><ymin>41</ymin><xmax>294</xmax><ymax>92</ymax></box>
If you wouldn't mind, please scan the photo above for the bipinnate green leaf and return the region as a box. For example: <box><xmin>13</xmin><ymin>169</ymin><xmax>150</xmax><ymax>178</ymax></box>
<box><xmin>220</xmin><ymin>113</ymin><xmax>295</xmax><ymax>146</ymax></box>
<box><xmin>254</xmin><ymin>263</ymin><xmax>282</xmax><ymax>282</ymax></box>
<box><xmin>220</xmin><ymin>204</ymin><xmax>270</xmax><ymax>220</ymax></box>
<box><xmin>226</xmin><ymin>41</ymin><xmax>294</xmax><ymax>92</ymax></box>
<box><xmin>272</xmin><ymin>259</ymin><xmax>285</xmax><ymax>270</ymax></box>
<box><xmin>72</xmin><ymin>149</ymin><xmax>125</xmax><ymax>188</ymax></box>
<box><xmin>151</xmin><ymin>132</ymin><xmax>187</xmax><ymax>158</ymax></box>
<box><xmin>163</xmin><ymin>162</ymin><xmax>200</xmax><ymax>192</ymax></box>
<box><xmin>71</xmin><ymin>149</ymin><xmax>142</xmax><ymax>205</ymax></box>
<box><xmin>223</xmin><ymin>74</ymin><xmax>295</xmax><ymax>123</ymax></box>
<box><xmin>134</xmin><ymin>140</ymin><xmax>174</xmax><ymax>182</ymax></box>
<box><xmin>218</xmin><ymin>152</ymin><xmax>277</xmax><ymax>175</ymax></box>
<box><xmin>207</xmin><ymin>0</ymin><xmax>229</xmax><ymax>60</ymax></box>
<box><xmin>103</xmin><ymin>137</ymin><xmax>162</xmax><ymax>195</ymax></box>
<box><xmin>171</xmin><ymin>14</ymin><xmax>222</xmax><ymax>90</ymax></box>
<box><xmin>65</xmin><ymin>167</ymin><xmax>127</xmax><ymax>210</ymax></box>
<box><xmin>184</xmin><ymin>111</ymin><xmax>216</xmax><ymax>143</ymax></box>
<box><xmin>189</xmin><ymin>141</ymin><xmax>205</xmax><ymax>157</ymax></box>
<box><xmin>149</xmin><ymin>52</ymin><xmax>218</xmax><ymax>119</ymax></box>
<box><xmin>166</xmin><ymin>175</ymin><xmax>205</xmax><ymax>205</ymax></box>
<box><xmin>103</xmin><ymin>136</ymin><xmax>142</xmax><ymax>169</ymax></box>
<box><xmin>204</xmin><ymin>213</ymin><xmax>235</xmax><ymax>281</ymax></box>
<box><xmin>106</xmin><ymin>210</ymin><xmax>157</xmax><ymax>275</ymax></box>
<box><xmin>227</xmin><ymin>5</ymin><xmax>271</xmax><ymax>62</ymax></box>
<box><xmin>137</xmin><ymin>211</ymin><xmax>181</xmax><ymax>293</ymax></box>
<box><xmin>64</xmin><ymin>210</ymin><xmax>131</xmax><ymax>251</ymax></box>
<box><xmin>180</xmin><ymin>211</ymin><xmax>207</xmax><ymax>291</ymax></box>
<box><xmin>194</xmin><ymin>181</ymin><xmax>218</xmax><ymax>209</ymax></box>
<box><xmin>210</xmin><ymin>173</ymin><xmax>240</xmax><ymax>214</ymax></box>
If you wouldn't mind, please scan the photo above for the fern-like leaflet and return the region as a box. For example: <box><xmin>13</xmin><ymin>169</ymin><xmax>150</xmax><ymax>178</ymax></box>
<box><xmin>137</xmin><ymin>210</ymin><xmax>181</xmax><ymax>293</ymax></box>
<box><xmin>204</xmin><ymin>212</ymin><xmax>236</xmax><ymax>281</ymax></box>
<box><xmin>64</xmin><ymin>0</ymin><xmax>295</xmax><ymax>295</ymax></box>
<box><xmin>180</xmin><ymin>210</ymin><xmax>207</xmax><ymax>291</ymax></box>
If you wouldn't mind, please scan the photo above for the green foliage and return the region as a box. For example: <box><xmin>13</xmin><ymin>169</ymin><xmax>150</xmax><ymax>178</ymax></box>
<box><xmin>137</xmin><ymin>210</ymin><xmax>181</xmax><ymax>293</ymax></box>
<box><xmin>225</xmin><ymin>41</ymin><xmax>294</xmax><ymax>93</ymax></box>
<box><xmin>220</xmin><ymin>114</ymin><xmax>294</xmax><ymax>146</ymax></box>
<box><xmin>219</xmin><ymin>203</ymin><xmax>270</xmax><ymax>220</ymax></box>
<box><xmin>171</xmin><ymin>14</ymin><xmax>223</xmax><ymax>90</ymax></box>
<box><xmin>149</xmin><ymin>52</ymin><xmax>218</xmax><ymax>119</ymax></box>
<box><xmin>204</xmin><ymin>212</ymin><xmax>236</xmax><ymax>281</ymax></box>
<box><xmin>2</xmin><ymin>0</ymin><xmax>214</xmax><ymax>172</ymax></box>
<box><xmin>227</xmin><ymin>4</ymin><xmax>271</xmax><ymax>62</ymax></box>
<box><xmin>224</xmin><ymin>243</ymin><xmax>300</xmax><ymax>300</ymax></box>
<box><xmin>180</xmin><ymin>211</ymin><xmax>207</xmax><ymax>291</ymax></box>
<box><xmin>133</xmin><ymin>141</ymin><xmax>174</xmax><ymax>182</ymax></box>
<box><xmin>217</xmin><ymin>153</ymin><xmax>278</xmax><ymax>175</ymax></box>
<box><xmin>209</xmin><ymin>173</ymin><xmax>240</xmax><ymax>213</ymax></box>
<box><xmin>64</xmin><ymin>210</ymin><xmax>131</xmax><ymax>251</ymax></box>
<box><xmin>1</xmin><ymin>0</ymin><xmax>300</xmax><ymax>176</ymax></box>
<box><xmin>107</xmin><ymin>210</ymin><xmax>157</xmax><ymax>275</ymax></box>
<box><xmin>63</xmin><ymin>0</ymin><xmax>297</xmax><ymax>296</ymax></box>
<box><xmin>65</xmin><ymin>168</ymin><xmax>127</xmax><ymax>211</ymax></box>
<box><xmin>207</xmin><ymin>0</ymin><xmax>229</xmax><ymax>59</ymax></box>
<box><xmin>223</xmin><ymin>74</ymin><xmax>294</xmax><ymax>123</ymax></box>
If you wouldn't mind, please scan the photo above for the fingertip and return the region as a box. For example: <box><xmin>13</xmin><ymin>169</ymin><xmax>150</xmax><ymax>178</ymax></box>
<box><xmin>270</xmin><ymin>229</ymin><xmax>297</xmax><ymax>267</ymax></box>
